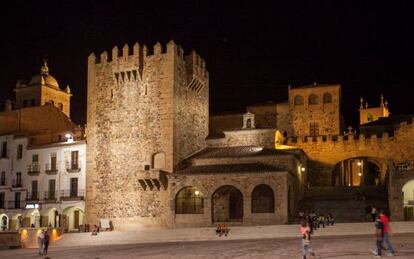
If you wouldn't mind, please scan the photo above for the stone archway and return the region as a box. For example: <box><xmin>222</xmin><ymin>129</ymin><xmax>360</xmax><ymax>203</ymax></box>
<box><xmin>212</xmin><ymin>185</ymin><xmax>243</xmax><ymax>222</ymax></box>
<box><xmin>331</xmin><ymin>157</ymin><xmax>386</xmax><ymax>187</ymax></box>
<box><xmin>402</xmin><ymin>179</ymin><xmax>414</xmax><ymax>220</ymax></box>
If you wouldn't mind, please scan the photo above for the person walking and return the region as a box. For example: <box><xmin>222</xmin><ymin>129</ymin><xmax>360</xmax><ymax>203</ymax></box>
<box><xmin>371</xmin><ymin>206</ymin><xmax>377</xmax><ymax>222</ymax></box>
<box><xmin>300</xmin><ymin>220</ymin><xmax>316</xmax><ymax>259</ymax></box>
<box><xmin>43</xmin><ymin>230</ymin><xmax>50</xmax><ymax>255</ymax></box>
<box><xmin>379</xmin><ymin>210</ymin><xmax>395</xmax><ymax>256</ymax></box>
<box><xmin>372</xmin><ymin>216</ymin><xmax>384</xmax><ymax>257</ymax></box>
<box><xmin>37</xmin><ymin>230</ymin><xmax>45</xmax><ymax>255</ymax></box>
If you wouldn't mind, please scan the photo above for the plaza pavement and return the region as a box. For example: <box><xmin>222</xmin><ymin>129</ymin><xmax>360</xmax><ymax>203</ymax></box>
<box><xmin>52</xmin><ymin>221</ymin><xmax>414</xmax><ymax>247</ymax></box>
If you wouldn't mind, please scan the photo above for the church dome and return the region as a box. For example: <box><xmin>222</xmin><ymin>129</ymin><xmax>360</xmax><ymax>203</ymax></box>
<box><xmin>29</xmin><ymin>60</ymin><xmax>60</xmax><ymax>89</ymax></box>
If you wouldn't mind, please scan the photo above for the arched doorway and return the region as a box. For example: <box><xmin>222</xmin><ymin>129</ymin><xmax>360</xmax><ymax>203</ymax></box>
<box><xmin>212</xmin><ymin>185</ymin><xmax>243</xmax><ymax>222</ymax></box>
<box><xmin>251</xmin><ymin>184</ymin><xmax>274</xmax><ymax>213</ymax></box>
<box><xmin>402</xmin><ymin>179</ymin><xmax>414</xmax><ymax>220</ymax></box>
<box><xmin>0</xmin><ymin>214</ymin><xmax>8</xmax><ymax>231</ymax></box>
<box><xmin>175</xmin><ymin>186</ymin><xmax>204</xmax><ymax>214</ymax></box>
<box><xmin>24</xmin><ymin>209</ymin><xmax>40</xmax><ymax>228</ymax></box>
<box><xmin>11</xmin><ymin>214</ymin><xmax>22</xmax><ymax>230</ymax></box>
<box><xmin>62</xmin><ymin>207</ymin><xmax>84</xmax><ymax>232</ymax></box>
<box><xmin>331</xmin><ymin>157</ymin><xmax>383</xmax><ymax>187</ymax></box>
<box><xmin>44</xmin><ymin>208</ymin><xmax>60</xmax><ymax>228</ymax></box>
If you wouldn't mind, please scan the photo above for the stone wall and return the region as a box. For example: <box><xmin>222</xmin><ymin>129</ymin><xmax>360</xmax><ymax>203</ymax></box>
<box><xmin>287</xmin><ymin>119</ymin><xmax>414</xmax><ymax>188</ymax></box>
<box><xmin>207</xmin><ymin>129</ymin><xmax>276</xmax><ymax>148</ymax></box>
<box><xmin>171</xmin><ymin>171</ymin><xmax>290</xmax><ymax>227</ymax></box>
<box><xmin>86</xmin><ymin>41</ymin><xmax>209</xmax><ymax>229</ymax></box>
<box><xmin>288</xmin><ymin>85</ymin><xmax>341</xmax><ymax>136</ymax></box>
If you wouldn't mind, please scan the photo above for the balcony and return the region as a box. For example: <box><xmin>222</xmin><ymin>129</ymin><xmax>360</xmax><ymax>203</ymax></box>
<box><xmin>12</xmin><ymin>179</ymin><xmax>23</xmax><ymax>188</ymax></box>
<box><xmin>45</xmin><ymin>163</ymin><xmax>58</xmax><ymax>175</ymax></box>
<box><xmin>26</xmin><ymin>192</ymin><xmax>40</xmax><ymax>202</ymax></box>
<box><xmin>8</xmin><ymin>200</ymin><xmax>25</xmax><ymax>209</ymax></box>
<box><xmin>66</xmin><ymin>160</ymin><xmax>81</xmax><ymax>173</ymax></box>
<box><xmin>60</xmin><ymin>189</ymin><xmax>85</xmax><ymax>201</ymax></box>
<box><xmin>27</xmin><ymin>163</ymin><xmax>40</xmax><ymax>176</ymax></box>
<box><xmin>43</xmin><ymin>191</ymin><xmax>57</xmax><ymax>203</ymax></box>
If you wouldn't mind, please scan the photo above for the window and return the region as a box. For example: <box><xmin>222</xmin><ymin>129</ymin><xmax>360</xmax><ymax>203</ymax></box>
<box><xmin>252</xmin><ymin>184</ymin><xmax>275</xmax><ymax>213</ymax></box>
<box><xmin>0</xmin><ymin>172</ymin><xmax>5</xmax><ymax>185</ymax></box>
<box><xmin>70</xmin><ymin>178</ymin><xmax>78</xmax><ymax>197</ymax></box>
<box><xmin>17</xmin><ymin>145</ymin><xmax>23</xmax><ymax>159</ymax></box>
<box><xmin>71</xmin><ymin>151</ymin><xmax>79</xmax><ymax>169</ymax></box>
<box><xmin>32</xmin><ymin>154</ymin><xmax>39</xmax><ymax>163</ymax></box>
<box><xmin>175</xmin><ymin>187</ymin><xmax>204</xmax><ymax>214</ymax></box>
<box><xmin>15</xmin><ymin>192</ymin><xmax>21</xmax><ymax>209</ymax></box>
<box><xmin>308</xmin><ymin>94</ymin><xmax>318</xmax><ymax>105</ymax></box>
<box><xmin>323</xmin><ymin>92</ymin><xmax>332</xmax><ymax>103</ymax></box>
<box><xmin>309</xmin><ymin>122</ymin><xmax>319</xmax><ymax>137</ymax></box>
<box><xmin>0</xmin><ymin>193</ymin><xmax>4</xmax><ymax>209</ymax></box>
<box><xmin>246</xmin><ymin>118</ymin><xmax>252</xmax><ymax>128</ymax></box>
<box><xmin>1</xmin><ymin>142</ymin><xmax>7</xmax><ymax>158</ymax></box>
<box><xmin>294</xmin><ymin>95</ymin><xmax>304</xmax><ymax>106</ymax></box>
<box><xmin>48</xmin><ymin>179</ymin><xmax>56</xmax><ymax>199</ymax></box>
<box><xmin>31</xmin><ymin>180</ymin><xmax>38</xmax><ymax>199</ymax></box>
<box><xmin>50</xmin><ymin>153</ymin><xmax>57</xmax><ymax>171</ymax></box>
<box><xmin>16</xmin><ymin>172</ymin><xmax>22</xmax><ymax>186</ymax></box>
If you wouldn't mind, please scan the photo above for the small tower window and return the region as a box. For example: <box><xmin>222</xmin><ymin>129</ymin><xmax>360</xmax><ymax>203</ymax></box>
<box><xmin>323</xmin><ymin>93</ymin><xmax>332</xmax><ymax>103</ymax></box>
<box><xmin>308</xmin><ymin>94</ymin><xmax>318</xmax><ymax>105</ymax></box>
<box><xmin>294</xmin><ymin>95</ymin><xmax>304</xmax><ymax>106</ymax></box>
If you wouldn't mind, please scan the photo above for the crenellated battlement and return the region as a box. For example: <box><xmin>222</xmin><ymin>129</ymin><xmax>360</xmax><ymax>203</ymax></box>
<box><xmin>88</xmin><ymin>40</ymin><xmax>209</xmax><ymax>91</ymax></box>
<box><xmin>185</xmin><ymin>50</ymin><xmax>208</xmax><ymax>93</ymax></box>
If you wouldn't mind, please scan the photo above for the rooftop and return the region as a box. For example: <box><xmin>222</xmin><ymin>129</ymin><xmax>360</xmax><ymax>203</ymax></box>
<box><xmin>177</xmin><ymin>162</ymin><xmax>284</xmax><ymax>175</ymax></box>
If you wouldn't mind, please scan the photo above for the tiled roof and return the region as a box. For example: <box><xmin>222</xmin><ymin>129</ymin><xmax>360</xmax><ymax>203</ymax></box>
<box><xmin>177</xmin><ymin>163</ymin><xmax>284</xmax><ymax>175</ymax></box>
<box><xmin>192</xmin><ymin>146</ymin><xmax>298</xmax><ymax>159</ymax></box>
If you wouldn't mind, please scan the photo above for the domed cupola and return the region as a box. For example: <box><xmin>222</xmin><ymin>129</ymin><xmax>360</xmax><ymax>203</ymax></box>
<box><xmin>29</xmin><ymin>60</ymin><xmax>60</xmax><ymax>90</ymax></box>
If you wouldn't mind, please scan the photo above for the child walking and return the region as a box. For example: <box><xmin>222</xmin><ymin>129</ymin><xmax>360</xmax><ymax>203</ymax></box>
<box><xmin>300</xmin><ymin>220</ymin><xmax>316</xmax><ymax>259</ymax></box>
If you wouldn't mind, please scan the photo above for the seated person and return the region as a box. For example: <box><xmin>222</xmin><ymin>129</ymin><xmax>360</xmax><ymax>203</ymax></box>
<box><xmin>220</xmin><ymin>224</ymin><xmax>230</xmax><ymax>237</ymax></box>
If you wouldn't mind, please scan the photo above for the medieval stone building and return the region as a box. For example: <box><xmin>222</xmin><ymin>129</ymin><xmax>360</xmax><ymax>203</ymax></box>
<box><xmin>86</xmin><ymin>40</ymin><xmax>414</xmax><ymax>229</ymax></box>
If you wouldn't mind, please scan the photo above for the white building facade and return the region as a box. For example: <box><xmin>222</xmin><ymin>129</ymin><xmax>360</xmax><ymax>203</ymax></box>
<box><xmin>0</xmin><ymin>134</ymin><xmax>86</xmax><ymax>232</ymax></box>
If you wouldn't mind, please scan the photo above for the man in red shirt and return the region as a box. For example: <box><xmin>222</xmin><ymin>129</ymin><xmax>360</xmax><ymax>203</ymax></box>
<box><xmin>379</xmin><ymin>210</ymin><xmax>395</xmax><ymax>256</ymax></box>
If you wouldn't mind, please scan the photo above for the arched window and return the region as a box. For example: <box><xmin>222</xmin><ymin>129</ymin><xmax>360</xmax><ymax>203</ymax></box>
<box><xmin>308</xmin><ymin>94</ymin><xmax>318</xmax><ymax>105</ymax></box>
<box><xmin>294</xmin><ymin>95</ymin><xmax>304</xmax><ymax>106</ymax></box>
<box><xmin>246</xmin><ymin>118</ymin><xmax>252</xmax><ymax>128</ymax></box>
<box><xmin>175</xmin><ymin>187</ymin><xmax>204</xmax><ymax>214</ymax></box>
<box><xmin>323</xmin><ymin>93</ymin><xmax>332</xmax><ymax>103</ymax></box>
<box><xmin>251</xmin><ymin>184</ymin><xmax>274</xmax><ymax>213</ymax></box>
<box><xmin>153</xmin><ymin>152</ymin><xmax>166</xmax><ymax>169</ymax></box>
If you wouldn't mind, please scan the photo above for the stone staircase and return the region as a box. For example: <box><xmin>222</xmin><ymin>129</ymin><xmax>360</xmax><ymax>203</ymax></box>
<box><xmin>295</xmin><ymin>186</ymin><xmax>388</xmax><ymax>223</ymax></box>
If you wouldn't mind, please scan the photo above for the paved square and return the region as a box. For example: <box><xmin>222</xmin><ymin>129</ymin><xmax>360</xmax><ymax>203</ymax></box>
<box><xmin>1</xmin><ymin>233</ymin><xmax>414</xmax><ymax>258</ymax></box>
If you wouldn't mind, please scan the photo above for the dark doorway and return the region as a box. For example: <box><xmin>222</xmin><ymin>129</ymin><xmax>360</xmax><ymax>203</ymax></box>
<box><xmin>212</xmin><ymin>185</ymin><xmax>243</xmax><ymax>222</ymax></box>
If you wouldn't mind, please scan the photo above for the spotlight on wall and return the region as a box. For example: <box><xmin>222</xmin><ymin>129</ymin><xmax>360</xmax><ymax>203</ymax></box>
<box><xmin>65</xmin><ymin>133</ymin><xmax>74</xmax><ymax>143</ymax></box>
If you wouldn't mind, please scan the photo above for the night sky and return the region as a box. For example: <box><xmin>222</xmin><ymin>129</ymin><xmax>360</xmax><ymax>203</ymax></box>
<box><xmin>1</xmin><ymin>1</ymin><xmax>413</xmax><ymax>129</ymax></box>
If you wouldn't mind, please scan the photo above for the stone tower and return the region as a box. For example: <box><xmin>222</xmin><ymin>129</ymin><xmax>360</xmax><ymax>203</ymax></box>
<box><xmin>85</xmin><ymin>40</ymin><xmax>209</xmax><ymax>229</ymax></box>
<box><xmin>288</xmin><ymin>84</ymin><xmax>341</xmax><ymax>137</ymax></box>
<box><xmin>14</xmin><ymin>60</ymin><xmax>72</xmax><ymax>117</ymax></box>
<box><xmin>359</xmin><ymin>95</ymin><xmax>390</xmax><ymax>125</ymax></box>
